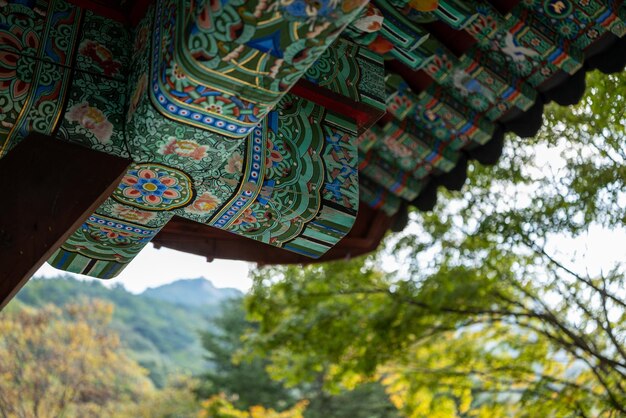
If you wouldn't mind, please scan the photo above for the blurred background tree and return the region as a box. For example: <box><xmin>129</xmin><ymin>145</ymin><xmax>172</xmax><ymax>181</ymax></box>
<box><xmin>196</xmin><ymin>298</ymin><xmax>297</xmax><ymax>411</ymax></box>
<box><xmin>0</xmin><ymin>300</ymin><xmax>153</xmax><ymax>417</ymax></box>
<box><xmin>115</xmin><ymin>375</ymin><xmax>201</xmax><ymax>418</ymax></box>
<box><xmin>1</xmin><ymin>68</ymin><xmax>625</xmax><ymax>418</ymax></box>
<box><xmin>198</xmin><ymin>395</ymin><xmax>308</xmax><ymax>418</ymax></box>
<box><xmin>243</xmin><ymin>71</ymin><xmax>626</xmax><ymax>417</ymax></box>
<box><xmin>197</xmin><ymin>298</ymin><xmax>401</xmax><ymax>418</ymax></box>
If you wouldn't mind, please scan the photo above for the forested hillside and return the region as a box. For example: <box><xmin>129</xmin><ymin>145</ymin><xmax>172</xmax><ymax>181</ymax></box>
<box><xmin>3</xmin><ymin>276</ymin><xmax>401</xmax><ymax>418</ymax></box>
<box><xmin>14</xmin><ymin>276</ymin><xmax>241</xmax><ymax>386</ymax></box>
<box><xmin>143</xmin><ymin>278</ymin><xmax>241</xmax><ymax>307</ymax></box>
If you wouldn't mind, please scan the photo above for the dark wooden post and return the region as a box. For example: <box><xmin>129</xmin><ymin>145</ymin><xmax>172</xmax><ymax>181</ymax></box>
<box><xmin>0</xmin><ymin>134</ymin><xmax>130</xmax><ymax>309</ymax></box>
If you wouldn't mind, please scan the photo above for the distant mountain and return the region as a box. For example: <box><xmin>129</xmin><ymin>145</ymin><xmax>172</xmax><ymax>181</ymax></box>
<box><xmin>142</xmin><ymin>278</ymin><xmax>241</xmax><ymax>307</ymax></box>
<box><xmin>11</xmin><ymin>276</ymin><xmax>242</xmax><ymax>387</ymax></box>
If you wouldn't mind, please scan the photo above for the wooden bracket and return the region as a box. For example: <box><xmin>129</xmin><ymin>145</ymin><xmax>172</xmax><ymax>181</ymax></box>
<box><xmin>0</xmin><ymin>135</ymin><xmax>129</xmax><ymax>309</ymax></box>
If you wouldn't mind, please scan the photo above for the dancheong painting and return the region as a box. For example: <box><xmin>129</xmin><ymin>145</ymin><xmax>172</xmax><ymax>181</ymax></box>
<box><xmin>1</xmin><ymin>0</ymin><xmax>624</xmax><ymax>277</ymax></box>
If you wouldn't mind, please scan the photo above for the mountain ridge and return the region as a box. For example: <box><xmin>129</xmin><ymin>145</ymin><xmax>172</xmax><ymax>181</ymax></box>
<box><xmin>11</xmin><ymin>275</ymin><xmax>240</xmax><ymax>387</ymax></box>
<box><xmin>141</xmin><ymin>277</ymin><xmax>242</xmax><ymax>307</ymax></box>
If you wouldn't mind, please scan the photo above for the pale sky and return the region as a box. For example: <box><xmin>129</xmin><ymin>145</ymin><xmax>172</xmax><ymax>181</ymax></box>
<box><xmin>33</xmin><ymin>141</ymin><xmax>626</xmax><ymax>296</ymax></box>
<box><xmin>33</xmin><ymin>223</ymin><xmax>626</xmax><ymax>295</ymax></box>
<box><xmin>35</xmin><ymin>245</ymin><xmax>253</xmax><ymax>293</ymax></box>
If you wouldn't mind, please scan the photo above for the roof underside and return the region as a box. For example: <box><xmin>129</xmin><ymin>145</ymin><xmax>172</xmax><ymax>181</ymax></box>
<box><xmin>148</xmin><ymin>1</ymin><xmax>626</xmax><ymax>264</ymax></box>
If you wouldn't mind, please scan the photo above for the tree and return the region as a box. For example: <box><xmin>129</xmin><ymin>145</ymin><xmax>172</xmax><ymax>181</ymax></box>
<box><xmin>196</xmin><ymin>298</ymin><xmax>297</xmax><ymax>411</ymax></box>
<box><xmin>199</xmin><ymin>394</ymin><xmax>308</xmax><ymax>418</ymax></box>
<box><xmin>198</xmin><ymin>298</ymin><xmax>401</xmax><ymax>417</ymax></box>
<box><xmin>15</xmin><ymin>275</ymin><xmax>217</xmax><ymax>388</ymax></box>
<box><xmin>243</xmin><ymin>70</ymin><xmax>626</xmax><ymax>417</ymax></box>
<box><xmin>0</xmin><ymin>299</ymin><xmax>153</xmax><ymax>417</ymax></box>
<box><xmin>115</xmin><ymin>375</ymin><xmax>201</xmax><ymax>418</ymax></box>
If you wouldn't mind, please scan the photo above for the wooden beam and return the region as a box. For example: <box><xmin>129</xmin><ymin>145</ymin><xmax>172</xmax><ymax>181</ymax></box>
<box><xmin>151</xmin><ymin>203</ymin><xmax>394</xmax><ymax>265</ymax></box>
<box><xmin>0</xmin><ymin>134</ymin><xmax>129</xmax><ymax>309</ymax></box>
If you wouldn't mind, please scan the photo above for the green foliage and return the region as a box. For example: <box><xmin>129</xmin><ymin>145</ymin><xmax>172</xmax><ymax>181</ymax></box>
<box><xmin>303</xmin><ymin>381</ymin><xmax>401</xmax><ymax>418</ymax></box>
<box><xmin>5</xmin><ymin>71</ymin><xmax>624</xmax><ymax>417</ymax></box>
<box><xmin>115</xmin><ymin>375</ymin><xmax>202</xmax><ymax>418</ymax></box>
<box><xmin>243</xmin><ymin>70</ymin><xmax>626</xmax><ymax>417</ymax></box>
<box><xmin>199</xmin><ymin>297</ymin><xmax>401</xmax><ymax>417</ymax></box>
<box><xmin>0</xmin><ymin>299</ymin><xmax>207</xmax><ymax>418</ymax></box>
<box><xmin>197</xmin><ymin>298</ymin><xmax>297</xmax><ymax>411</ymax></box>
<box><xmin>199</xmin><ymin>395</ymin><xmax>308</xmax><ymax>418</ymax></box>
<box><xmin>14</xmin><ymin>276</ymin><xmax>234</xmax><ymax>387</ymax></box>
<box><xmin>0</xmin><ymin>300</ymin><xmax>154</xmax><ymax>417</ymax></box>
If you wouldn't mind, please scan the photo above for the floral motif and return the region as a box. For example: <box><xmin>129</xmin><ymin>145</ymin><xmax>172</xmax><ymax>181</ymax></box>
<box><xmin>121</xmin><ymin>169</ymin><xmax>180</xmax><ymax>205</ymax></box>
<box><xmin>225</xmin><ymin>152</ymin><xmax>244</xmax><ymax>174</ymax></box>
<box><xmin>0</xmin><ymin>51</ymin><xmax>31</xmax><ymax>104</ymax></box>
<box><xmin>165</xmin><ymin>62</ymin><xmax>190</xmax><ymax>91</ymax></box>
<box><xmin>78</xmin><ymin>40</ymin><xmax>122</xmax><ymax>77</ymax></box>
<box><xmin>350</xmin><ymin>4</ymin><xmax>383</xmax><ymax>33</ymax></box>
<box><xmin>65</xmin><ymin>102</ymin><xmax>114</xmax><ymax>144</ymax></box>
<box><xmin>207</xmin><ymin>102</ymin><xmax>223</xmax><ymax>114</ymax></box>
<box><xmin>232</xmin><ymin>208</ymin><xmax>257</xmax><ymax>225</ymax></box>
<box><xmin>586</xmin><ymin>28</ymin><xmax>600</xmax><ymax>40</ymax></box>
<box><xmin>467</xmin><ymin>14</ymin><xmax>498</xmax><ymax>40</ymax></box>
<box><xmin>0</xmin><ymin>26</ymin><xmax>39</xmax><ymax>57</ymax></box>
<box><xmin>114</xmin><ymin>164</ymin><xmax>193</xmax><ymax>211</ymax></box>
<box><xmin>185</xmin><ymin>192</ymin><xmax>221</xmax><ymax>214</ymax></box>
<box><xmin>109</xmin><ymin>203</ymin><xmax>156</xmax><ymax>225</ymax></box>
<box><xmin>266</xmin><ymin>138</ymin><xmax>284</xmax><ymax>168</ymax></box>
<box><xmin>90</xmin><ymin>226</ymin><xmax>133</xmax><ymax>244</ymax></box>
<box><xmin>356</xmin><ymin>129</ymin><xmax>378</xmax><ymax>152</ymax></box>
<box><xmin>383</xmin><ymin>136</ymin><xmax>412</xmax><ymax>158</ymax></box>
<box><xmin>57</xmin><ymin>214</ymin><xmax>158</xmax><ymax>269</ymax></box>
<box><xmin>557</xmin><ymin>20</ymin><xmax>578</xmax><ymax>38</ymax></box>
<box><xmin>387</xmin><ymin>93</ymin><xmax>414</xmax><ymax>117</ymax></box>
<box><xmin>159</xmin><ymin>137</ymin><xmax>208</xmax><ymax>160</ymax></box>
<box><xmin>425</xmin><ymin>53</ymin><xmax>454</xmax><ymax>78</ymax></box>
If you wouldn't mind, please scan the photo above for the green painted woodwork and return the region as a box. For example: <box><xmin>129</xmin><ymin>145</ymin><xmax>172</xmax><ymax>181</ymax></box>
<box><xmin>1</xmin><ymin>0</ymin><xmax>624</xmax><ymax>277</ymax></box>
